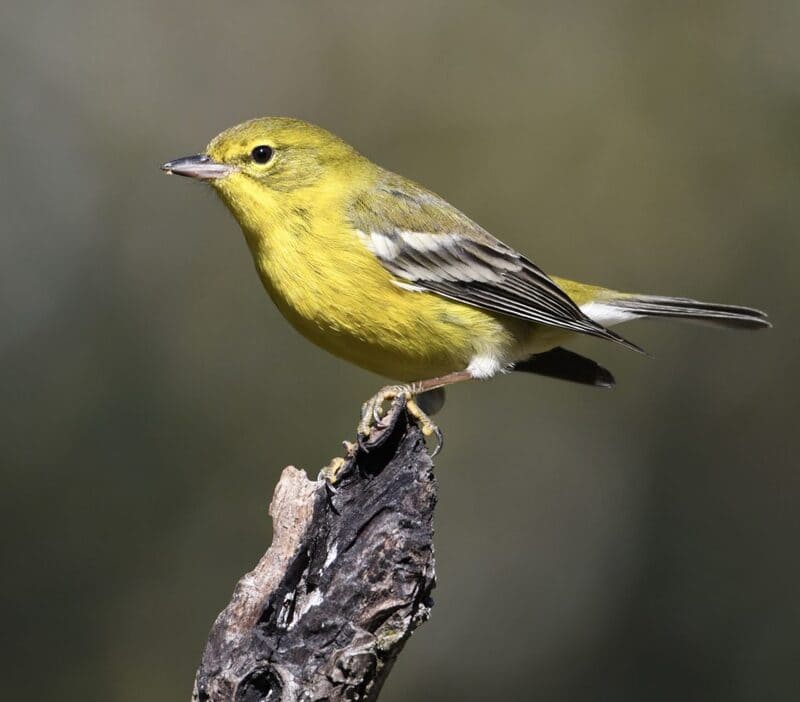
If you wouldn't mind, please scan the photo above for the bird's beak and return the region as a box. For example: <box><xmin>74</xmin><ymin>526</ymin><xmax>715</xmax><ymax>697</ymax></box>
<box><xmin>160</xmin><ymin>154</ymin><xmax>236</xmax><ymax>180</ymax></box>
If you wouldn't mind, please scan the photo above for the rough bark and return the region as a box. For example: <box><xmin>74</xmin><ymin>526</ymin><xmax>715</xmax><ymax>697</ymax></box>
<box><xmin>192</xmin><ymin>398</ymin><xmax>438</xmax><ymax>702</ymax></box>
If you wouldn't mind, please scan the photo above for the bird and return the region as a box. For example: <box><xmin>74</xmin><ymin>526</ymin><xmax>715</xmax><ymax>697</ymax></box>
<box><xmin>162</xmin><ymin>117</ymin><xmax>770</xmax><ymax>450</ymax></box>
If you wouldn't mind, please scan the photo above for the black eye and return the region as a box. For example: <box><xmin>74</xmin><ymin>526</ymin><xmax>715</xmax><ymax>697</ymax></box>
<box><xmin>251</xmin><ymin>145</ymin><xmax>273</xmax><ymax>164</ymax></box>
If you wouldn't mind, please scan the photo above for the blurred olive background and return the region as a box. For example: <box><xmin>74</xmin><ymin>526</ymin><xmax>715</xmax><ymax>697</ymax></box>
<box><xmin>2</xmin><ymin>1</ymin><xmax>798</xmax><ymax>700</ymax></box>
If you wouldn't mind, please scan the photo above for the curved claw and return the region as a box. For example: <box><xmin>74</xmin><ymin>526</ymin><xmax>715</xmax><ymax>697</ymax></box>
<box><xmin>430</xmin><ymin>425</ymin><xmax>444</xmax><ymax>457</ymax></box>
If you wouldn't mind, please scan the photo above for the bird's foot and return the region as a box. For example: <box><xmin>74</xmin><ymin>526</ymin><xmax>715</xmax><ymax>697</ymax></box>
<box><xmin>358</xmin><ymin>384</ymin><xmax>443</xmax><ymax>456</ymax></box>
<box><xmin>320</xmin><ymin>456</ymin><xmax>347</xmax><ymax>484</ymax></box>
<box><xmin>319</xmin><ymin>441</ymin><xmax>359</xmax><ymax>485</ymax></box>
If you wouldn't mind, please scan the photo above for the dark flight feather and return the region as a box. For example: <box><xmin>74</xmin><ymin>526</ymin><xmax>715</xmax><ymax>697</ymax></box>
<box><xmin>609</xmin><ymin>294</ymin><xmax>770</xmax><ymax>329</ymax></box>
<box><xmin>513</xmin><ymin>347</ymin><xmax>616</xmax><ymax>388</ymax></box>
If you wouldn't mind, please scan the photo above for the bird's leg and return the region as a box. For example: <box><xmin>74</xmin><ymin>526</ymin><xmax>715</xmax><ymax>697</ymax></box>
<box><xmin>358</xmin><ymin>370</ymin><xmax>474</xmax><ymax>455</ymax></box>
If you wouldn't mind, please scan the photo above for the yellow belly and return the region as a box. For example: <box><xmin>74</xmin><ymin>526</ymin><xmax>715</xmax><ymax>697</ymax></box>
<box><xmin>245</xmin><ymin>221</ymin><xmax>519</xmax><ymax>381</ymax></box>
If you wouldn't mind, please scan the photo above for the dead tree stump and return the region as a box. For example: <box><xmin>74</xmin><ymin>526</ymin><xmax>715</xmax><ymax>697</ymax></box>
<box><xmin>192</xmin><ymin>399</ymin><xmax>438</xmax><ymax>701</ymax></box>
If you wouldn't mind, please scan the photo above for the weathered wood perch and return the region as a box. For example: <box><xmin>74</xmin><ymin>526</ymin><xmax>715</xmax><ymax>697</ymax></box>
<box><xmin>192</xmin><ymin>399</ymin><xmax>438</xmax><ymax>702</ymax></box>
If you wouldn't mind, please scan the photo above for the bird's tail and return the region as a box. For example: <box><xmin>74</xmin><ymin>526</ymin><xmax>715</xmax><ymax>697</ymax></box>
<box><xmin>586</xmin><ymin>292</ymin><xmax>770</xmax><ymax>330</ymax></box>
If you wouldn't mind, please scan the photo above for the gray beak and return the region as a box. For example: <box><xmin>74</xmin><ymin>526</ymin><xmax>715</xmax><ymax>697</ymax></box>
<box><xmin>160</xmin><ymin>154</ymin><xmax>236</xmax><ymax>180</ymax></box>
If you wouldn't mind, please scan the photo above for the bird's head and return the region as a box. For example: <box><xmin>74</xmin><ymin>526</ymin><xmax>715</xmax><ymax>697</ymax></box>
<box><xmin>161</xmin><ymin>117</ymin><xmax>365</xmax><ymax>235</ymax></box>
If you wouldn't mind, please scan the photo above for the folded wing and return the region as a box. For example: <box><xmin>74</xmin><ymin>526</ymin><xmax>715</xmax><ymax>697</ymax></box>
<box><xmin>350</xmin><ymin>175</ymin><xmax>643</xmax><ymax>353</ymax></box>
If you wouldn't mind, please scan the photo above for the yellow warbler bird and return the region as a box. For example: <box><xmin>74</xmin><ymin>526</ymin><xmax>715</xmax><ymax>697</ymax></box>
<box><xmin>162</xmin><ymin>117</ymin><xmax>769</xmax><ymax>446</ymax></box>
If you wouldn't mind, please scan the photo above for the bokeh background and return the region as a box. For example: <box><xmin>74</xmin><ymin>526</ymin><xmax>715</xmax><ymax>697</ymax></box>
<box><xmin>2</xmin><ymin>2</ymin><xmax>798</xmax><ymax>700</ymax></box>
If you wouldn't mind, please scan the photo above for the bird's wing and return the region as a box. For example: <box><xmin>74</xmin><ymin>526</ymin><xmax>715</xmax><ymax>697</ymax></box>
<box><xmin>349</xmin><ymin>175</ymin><xmax>642</xmax><ymax>352</ymax></box>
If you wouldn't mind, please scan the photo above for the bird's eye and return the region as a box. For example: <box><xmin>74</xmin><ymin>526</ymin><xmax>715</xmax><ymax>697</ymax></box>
<box><xmin>251</xmin><ymin>145</ymin><xmax>274</xmax><ymax>164</ymax></box>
